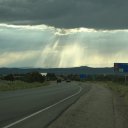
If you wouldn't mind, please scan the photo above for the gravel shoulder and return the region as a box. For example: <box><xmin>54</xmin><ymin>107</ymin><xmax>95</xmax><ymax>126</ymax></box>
<box><xmin>47</xmin><ymin>82</ymin><xmax>128</xmax><ymax>128</ymax></box>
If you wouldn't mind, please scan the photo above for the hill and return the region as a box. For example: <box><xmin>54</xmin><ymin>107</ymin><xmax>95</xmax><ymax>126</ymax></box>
<box><xmin>0</xmin><ymin>66</ymin><xmax>114</xmax><ymax>75</ymax></box>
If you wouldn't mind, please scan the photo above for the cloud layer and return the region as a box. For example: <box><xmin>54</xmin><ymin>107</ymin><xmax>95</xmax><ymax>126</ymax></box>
<box><xmin>0</xmin><ymin>24</ymin><xmax>128</xmax><ymax>68</ymax></box>
<box><xmin>0</xmin><ymin>0</ymin><xmax>128</xmax><ymax>29</ymax></box>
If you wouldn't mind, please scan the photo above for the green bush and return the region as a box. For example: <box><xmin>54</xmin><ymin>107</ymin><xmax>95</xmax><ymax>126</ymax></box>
<box><xmin>23</xmin><ymin>72</ymin><xmax>45</xmax><ymax>83</ymax></box>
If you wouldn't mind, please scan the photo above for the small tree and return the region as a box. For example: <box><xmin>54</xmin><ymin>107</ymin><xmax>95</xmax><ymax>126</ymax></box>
<box><xmin>24</xmin><ymin>72</ymin><xmax>45</xmax><ymax>83</ymax></box>
<box><xmin>46</xmin><ymin>73</ymin><xmax>57</xmax><ymax>81</ymax></box>
<box><xmin>4</xmin><ymin>74</ymin><xmax>14</xmax><ymax>82</ymax></box>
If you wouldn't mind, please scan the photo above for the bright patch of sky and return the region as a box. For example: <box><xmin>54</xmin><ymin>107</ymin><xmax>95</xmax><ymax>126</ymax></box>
<box><xmin>0</xmin><ymin>24</ymin><xmax>128</xmax><ymax>68</ymax></box>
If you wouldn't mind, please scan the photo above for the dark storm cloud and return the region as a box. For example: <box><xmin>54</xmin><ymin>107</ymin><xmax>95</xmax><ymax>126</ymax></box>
<box><xmin>0</xmin><ymin>0</ymin><xmax>128</xmax><ymax>29</ymax></box>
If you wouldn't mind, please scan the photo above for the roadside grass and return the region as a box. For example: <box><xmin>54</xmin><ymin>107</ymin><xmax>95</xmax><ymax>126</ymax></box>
<box><xmin>84</xmin><ymin>81</ymin><xmax>128</xmax><ymax>104</ymax></box>
<box><xmin>0</xmin><ymin>80</ymin><xmax>49</xmax><ymax>91</ymax></box>
<box><xmin>103</xmin><ymin>81</ymin><xmax>128</xmax><ymax>105</ymax></box>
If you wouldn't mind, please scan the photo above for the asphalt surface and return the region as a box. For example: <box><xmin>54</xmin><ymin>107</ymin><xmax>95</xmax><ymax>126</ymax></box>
<box><xmin>0</xmin><ymin>81</ymin><xmax>91</xmax><ymax>128</ymax></box>
<box><xmin>48</xmin><ymin>82</ymin><xmax>128</xmax><ymax>128</ymax></box>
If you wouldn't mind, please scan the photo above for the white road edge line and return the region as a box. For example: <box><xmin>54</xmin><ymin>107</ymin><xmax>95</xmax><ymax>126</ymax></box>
<box><xmin>3</xmin><ymin>86</ymin><xmax>82</xmax><ymax>128</ymax></box>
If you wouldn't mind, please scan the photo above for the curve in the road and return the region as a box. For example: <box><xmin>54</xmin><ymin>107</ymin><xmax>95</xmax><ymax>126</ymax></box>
<box><xmin>3</xmin><ymin>86</ymin><xmax>82</xmax><ymax>128</ymax></box>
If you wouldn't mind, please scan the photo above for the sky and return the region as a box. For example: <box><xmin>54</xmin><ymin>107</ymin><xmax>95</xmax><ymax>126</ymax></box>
<box><xmin>0</xmin><ymin>0</ymin><xmax>128</xmax><ymax>68</ymax></box>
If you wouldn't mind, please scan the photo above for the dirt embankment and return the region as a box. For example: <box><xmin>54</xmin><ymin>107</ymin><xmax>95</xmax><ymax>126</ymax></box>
<box><xmin>48</xmin><ymin>82</ymin><xmax>128</xmax><ymax>128</ymax></box>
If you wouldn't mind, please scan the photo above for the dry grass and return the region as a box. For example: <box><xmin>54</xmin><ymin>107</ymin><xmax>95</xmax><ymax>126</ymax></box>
<box><xmin>105</xmin><ymin>81</ymin><xmax>128</xmax><ymax>104</ymax></box>
<box><xmin>0</xmin><ymin>80</ymin><xmax>49</xmax><ymax>91</ymax></box>
<box><xmin>84</xmin><ymin>81</ymin><xmax>128</xmax><ymax>105</ymax></box>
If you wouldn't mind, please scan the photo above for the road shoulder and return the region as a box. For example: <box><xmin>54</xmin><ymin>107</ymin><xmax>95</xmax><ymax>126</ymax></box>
<box><xmin>47</xmin><ymin>82</ymin><xmax>128</xmax><ymax>128</ymax></box>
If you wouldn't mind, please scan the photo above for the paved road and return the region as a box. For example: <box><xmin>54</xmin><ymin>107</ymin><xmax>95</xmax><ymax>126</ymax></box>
<box><xmin>0</xmin><ymin>81</ymin><xmax>91</xmax><ymax>128</ymax></box>
<box><xmin>48</xmin><ymin>82</ymin><xmax>128</xmax><ymax>128</ymax></box>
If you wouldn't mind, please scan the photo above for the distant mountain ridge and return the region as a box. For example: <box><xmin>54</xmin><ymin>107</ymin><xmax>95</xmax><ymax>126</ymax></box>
<box><xmin>0</xmin><ymin>66</ymin><xmax>114</xmax><ymax>75</ymax></box>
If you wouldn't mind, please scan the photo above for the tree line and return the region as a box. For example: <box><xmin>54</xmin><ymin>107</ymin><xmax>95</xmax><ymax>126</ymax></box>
<box><xmin>0</xmin><ymin>72</ymin><xmax>57</xmax><ymax>83</ymax></box>
<box><xmin>0</xmin><ymin>72</ymin><xmax>127</xmax><ymax>83</ymax></box>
